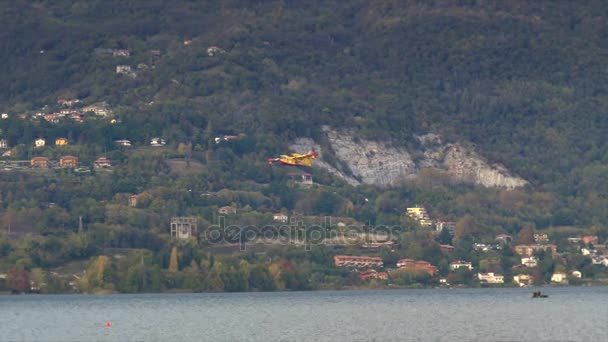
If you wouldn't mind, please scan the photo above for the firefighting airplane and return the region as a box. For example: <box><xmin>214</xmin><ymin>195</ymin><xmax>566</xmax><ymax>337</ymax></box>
<box><xmin>267</xmin><ymin>151</ymin><xmax>318</xmax><ymax>167</ymax></box>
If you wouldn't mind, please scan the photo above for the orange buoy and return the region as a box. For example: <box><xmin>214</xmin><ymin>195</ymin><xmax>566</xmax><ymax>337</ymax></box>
<box><xmin>105</xmin><ymin>321</ymin><xmax>112</xmax><ymax>327</ymax></box>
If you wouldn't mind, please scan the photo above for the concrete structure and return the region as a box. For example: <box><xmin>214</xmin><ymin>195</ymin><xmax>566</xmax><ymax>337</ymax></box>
<box><xmin>170</xmin><ymin>217</ymin><xmax>197</xmax><ymax>240</ymax></box>
<box><xmin>301</xmin><ymin>173</ymin><xmax>313</xmax><ymax>186</ymax></box>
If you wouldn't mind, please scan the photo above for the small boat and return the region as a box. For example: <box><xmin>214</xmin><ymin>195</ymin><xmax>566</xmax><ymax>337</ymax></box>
<box><xmin>532</xmin><ymin>291</ymin><xmax>548</xmax><ymax>298</ymax></box>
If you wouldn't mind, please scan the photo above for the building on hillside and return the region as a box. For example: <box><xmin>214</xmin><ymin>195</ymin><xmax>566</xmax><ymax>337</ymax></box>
<box><xmin>334</xmin><ymin>255</ymin><xmax>383</xmax><ymax>268</ymax></box>
<box><xmin>534</xmin><ymin>233</ymin><xmax>549</xmax><ymax>244</ymax></box>
<box><xmin>591</xmin><ymin>256</ymin><xmax>608</xmax><ymax>266</ymax></box>
<box><xmin>116</xmin><ymin>65</ymin><xmax>132</xmax><ymax>74</ymax></box>
<box><xmin>521</xmin><ymin>256</ymin><xmax>538</xmax><ymax>268</ymax></box>
<box><xmin>571</xmin><ymin>270</ymin><xmax>582</xmax><ymax>279</ymax></box>
<box><xmin>406</xmin><ymin>206</ymin><xmax>434</xmax><ymax>228</ymax></box>
<box><xmin>115</xmin><ymin>139</ymin><xmax>131</xmax><ymax>146</ymax></box>
<box><xmin>94</xmin><ymin>157</ymin><xmax>112</xmax><ymax>168</ymax></box>
<box><xmin>514</xmin><ymin>244</ymin><xmax>557</xmax><ymax>257</ymax></box>
<box><xmin>207</xmin><ymin>46</ymin><xmax>225</xmax><ymax>56</ymax></box>
<box><xmin>513</xmin><ymin>274</ymin><xmax>534</xmax><ymax>287</ymax></box>
<box><xmin>128</xmin><ymin>194</ymin><xmax>139</xmax><ymax>207</ymax></box>
<box><xmin>31</xmin><ymin>156</ymin><xmax>49</xmax><ymax>168</ymax></box>
<box><xmin>35</xmin><ymin>138</ymin><xmax>45</xmax><ymax>147</ymax></box>
<box><xmin>418</xmin><ymin>218</ymin><xmax>434</xmax><ymax>227</ymax></box>
<box><xmin>477</xmin><ymin>272</ymin><xmax>504</xmax><ymax>284</ymax></box>
<box><xmin>440</xmin><ymin>244</ymin><xmax>455</xmax><ymax>254</ymax></box>
<box><xmin>82</xmin><ymin>105</ymin><xmax>109</xmax><ymax>117</ymax></box>
<box><xmin>449</xmin><ymin>260</ymin><xmax>473</xmax><ymax>271</ymax></box>
<box><xmin>218</xmin><ymin>206</ymin><xmax>237</xmax><ymax>215</ymax></box>
<box><xmin>495</xmin><ymin>234</ymin><xmax>513</xmax><ymax>243</ymax></box>
<box><xmin>150</xmin><ymin>138</ymin><xmax>166</xmax><ymax>147</ymax></box>
<box><xmin>273</xmin><ymin>213</ymin><xmax>289</xmax><ymax>223</ymax></box>
<box><xmin>551</xmin><ymin>272</ymin><xmax>568</xmax><ymax>284</ymax></box>
<box><xmin>582</xmin><ymin>236</ymin><xmax>599</xmax><ymax>245</ymax></box>
<box><xmin>396</xmin><ymin>259</ymin><xmax>438</xmax><ymax>276</ymax></box>
<box><xmin>170</xmin><ymin>216</ymin><xmax>197</xmax><ymax>240</ymax></box>
<box><xmin>0</xmin><ymin>139</ymin><xmax>8</xmax><ymax>149</ymax></box>
<box><xmin>567</xmin><ymin>237</ymin><xmax>582</xmax><ymax>244</ymax></box>
<box><xmin>55</xmin><ymin>138</ymin><xmax>68</xmax><ymax>146</ymax></box>
<box><xmin>435</xmin><ymin>221</ymin><xmax>455</xmax><ymax>233</ymax></box>
<box><xmin>287</xmin><ymin>172</ymin><xmax>314</xmax><ymax>187</ymax></box>
<box><xmin>406</xmin><ymin>206</ymin><xmax>429</xmax><ymax>219</ymax></box>
<box><xmin>59</xmin><ymin>155</ymin><xmax>78</xmax><ymax>168</ymax></box>
<box><xmin>359</xmin><ymin>269</ymin><xmax>389</xmax><ymax>281</ymax></box>
<box><xmin>301</xmin><ymin>173</ymin><xmax>313</xmax><ymax>186</ymax></box>
<box><xmin>112</xmin><ymin>49</ymin><xmax>130</xmax><ymax>57</ymax></box>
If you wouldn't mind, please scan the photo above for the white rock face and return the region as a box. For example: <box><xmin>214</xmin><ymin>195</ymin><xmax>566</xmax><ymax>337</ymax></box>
<box><xmin>290</xmin><ymin>137</ymin><xmax>360</xmax><ymax>186</ymax></box>
<box><xmin>442</xmin><ymin>144</ymin><xmax>528</xmax><ymax>188</ymax></box>
<box><xmin>324</xmin><ymin>130</ymin><xmax>417</xmax><ymax>186</ymax></box>
<box><xmin>290</xmin><ymin>128</ymin><xmax>528</xmax><ymax>189</ymax></box>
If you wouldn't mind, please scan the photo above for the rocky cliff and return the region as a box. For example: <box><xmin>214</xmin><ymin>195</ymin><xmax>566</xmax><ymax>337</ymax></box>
<box><xmin>290</xmin><ymin>127</ymin><xmax>528</xmax><ymax>189</ymax></box>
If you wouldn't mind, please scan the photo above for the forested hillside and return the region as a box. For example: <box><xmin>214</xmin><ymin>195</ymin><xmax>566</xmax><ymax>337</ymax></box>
<box><xmin>1</xmin><ymin>0</ymin><xmax>608</xmax><ymax>293</ymax></box>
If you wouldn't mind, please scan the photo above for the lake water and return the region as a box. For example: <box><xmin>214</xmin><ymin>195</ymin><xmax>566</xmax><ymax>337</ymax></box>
<box><xmin>1</xmin><ymin>287</ymin><xmax>607</xmax><ymax>341</ymax></box>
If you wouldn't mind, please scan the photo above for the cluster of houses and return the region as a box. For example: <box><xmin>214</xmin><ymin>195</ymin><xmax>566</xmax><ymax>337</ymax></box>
<box><xmin>406</xmin><ymin>206</ymin><xmax>455</xmax><ymax>234</ymax></box>
<box><xmin>28</xmin><ymin>155</ymin><xmax>112</xmax><ymax>170</ymax></box>
<box><xmin>332</xmin><ymin>229</ymin><xmax>603</xmax><ymax>286</ymax></box>
<box><xmin>332</xmin><ymin>255</ymin><xmax>455</xmax><ymax>283</ymax></box>
<box><xmin>1</xmin><ymin>99</ymin><xmax>112</xmax><ymax>125</ymax></box>
<box><xmin>576</xmin><ymin>235</ymin><xmax>608</xmax><ymax>267</ymax></box>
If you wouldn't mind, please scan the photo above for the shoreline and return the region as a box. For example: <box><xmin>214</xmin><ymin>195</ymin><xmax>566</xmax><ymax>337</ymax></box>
<box><xmin>2</xmin><ymin>281</ymin><xmax>607</xmax><ymax>295</ymax></box>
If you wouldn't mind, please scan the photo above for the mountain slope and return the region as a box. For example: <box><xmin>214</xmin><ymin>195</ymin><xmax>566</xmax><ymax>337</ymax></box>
<box><xmin>0</xmin><ymin>0</ymin><xmax>608</xmax><ymax>227</ymax></box>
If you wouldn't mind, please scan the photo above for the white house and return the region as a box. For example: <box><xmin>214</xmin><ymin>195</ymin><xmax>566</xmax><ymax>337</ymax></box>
<box><xmin>571</xmin><ymin>270</ymin><xmax>582</xmax><ymax>279</ymax></box>
<box><xmin>551</xmin><ymin>272</ymin><xmax>568</xmax><ymax>284</ymax></box>
<box><xmin>521</xmin><ymin>256</ymin><xmax>538</xmax><ymax>268</ymax></box>
<box><xmin>114</xmin><ymin>139</ymin><xmax>132</xmax><ymax>146</ymax></box>
<box><xmin>35</xmin><ymin>138</ymin><xmax>45</xmax><ymax>147</ymax></box>
<box><xmin>273</xmin><ymin>213</ymin><xmax>288</xmax><ymax>223</ymax></box>
<box><xmin>449</xmin><ymin>260</ymin><xmax>473</xmax><ymax>271</ymax></box>
<box><xmin>207</xmin><ymin>46</ymin><xmax>225</xmax><ymax>56</ymax></box>
<box><xmin>477</xmin><ymin>272</ymin><xmax>504</xmax><ymax>284</ymax></box>
<box><xmin>513</xmin><ymin>274</ymin><xmax>534</xmax><ymax>287</ymax></box>
<box><xmin>150</xmin><ymin>138</ymin><xmax>166</xmax><ymax>147</ymax></box>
